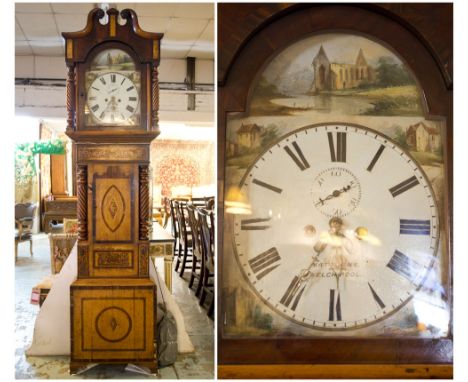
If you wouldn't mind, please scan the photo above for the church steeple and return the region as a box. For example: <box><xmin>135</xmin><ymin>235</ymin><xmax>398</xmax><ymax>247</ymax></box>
<box><xmin>312</xmin><ymin>45</ymin><xmax>331</xmax><ymax>92</ymax></box>
<box><xmin>355</xmin><ymin>48</ymin><xmax>367</xmax><ymax>66</ymax></box>
<box><xmin>313</xmin><ymin>45</ymin><xmax>329</xmax><ymax>64</ymax></box>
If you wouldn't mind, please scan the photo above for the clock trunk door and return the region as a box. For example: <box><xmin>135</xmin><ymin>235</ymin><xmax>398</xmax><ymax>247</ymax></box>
<box><xmin>86</xmin><ymin>163</ymin><xmax>140</xmax><ymax>277</ymax></box>
<box><xmin>91</xmin><ymin>163</ymin><xmax>136</xmax><ymax>243</ymax></box>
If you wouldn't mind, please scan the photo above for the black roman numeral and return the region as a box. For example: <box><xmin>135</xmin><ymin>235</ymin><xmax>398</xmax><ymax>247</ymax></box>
<box><xmin>91</xmin><ymin>86</ymin><xmax>99</xmax><ymax>91</ymax></box>
<box><xmin>88</xmin><ymin>96</ymin><xmax>96</xmax><ymax>101</ymax></box>
<box><xmin>240</xmin><ymin>217</ymin><xmax>270</xmax><ymax>230</ymax></box>
<box><xmin>99</xmin><ymin>111</ymin><xmax>105</xmax><ymax>119</ymax></box>
<box><xmin>248</xmin><ymin>247</ymin><xmax>281</xmax><ymax>280</ymax></box>
<box><xmin>126</xmin><ymin>86</ymin><xmax>135</xmax><ymax>92</ymax></box>
<box><xmin>400</xmin><ymin>219</ymin><xmax>431</xmax><ymax>235</ymax></box>
<box><xmin>126</xmin><ymin>105</ymin><xmax>135</xmax><ymax>113</ymax></box>
<box><xmin>328</xmin><ymin>131</ymin><xmax>347</xmax><ymax>162</ymax></box>
<box><xmin>121</xmin><ymin>77</ymin><xmax>126</xmax><ymax>85</ymax></box>
<box><xmin>387</xmin><ymin>250</ymin><xmax>420</xmax><ymax>282</ymax></box>
<box><xmin>252</xmin><ymin>178</ymin><xmax>282</xmax><ymax>194</ymax></box>
<box><xmin>280</xmin><ymin>276</ymin><xmax>306</xmax><ymax>311</ymax></box>
<box><xmin>99</xmin><ymin>77</ymin><xmax>106</xmax><ymax>85</ymax></box>
<box><xmin>328</xmin><ymin>289</ymin><xmax>342</xmax><ymax>321</ymax></box>
<box><xmin>389</xmin><ymin>176</ymin><xmax>419</xmax><ymax>197</ymax></box>
<box><xmin>368</xmin><ymin>282</ymin><xmax>385</xmax><ymax>309</ymax></box>
<box><xmin>284</xmin><ymin>141</ymin><xmax>310</xmax><ymax>171</ymax></box>
<box><xmin>91</xmin><ymin>104</ymin><xmax>99</xmax><ymax>112</ymax></box>
<box><xmin>111</xmin><ymin>74</ymin><xmax>116</xmax><ymax>83</ymax></box>
<box><xmin>129</xmin><ymin>96</ymin><xmax>137</xmax><ymax>101</ymax></box>
<box><xmin>367</xmin><ymin>144</ymin><xmax>385</xmax><ymax>172</ymax></box>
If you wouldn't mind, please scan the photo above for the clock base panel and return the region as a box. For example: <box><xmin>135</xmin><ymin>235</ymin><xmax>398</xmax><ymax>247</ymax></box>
<box><xmin>70</xmin><ymin>279</ymin><xmax>157</xmax><ymax>369</ymax></box>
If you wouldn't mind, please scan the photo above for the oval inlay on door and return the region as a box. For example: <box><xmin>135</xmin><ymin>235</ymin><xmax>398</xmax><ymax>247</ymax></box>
<box><xmin>95</xmin><ymin>306</ymin><xmax>132</xmax><ymax>343</ymax></box>
<box><xmin>101</xmin><ymin>185</ymin><xmax>126</xmax><ymax>232</ymax></box>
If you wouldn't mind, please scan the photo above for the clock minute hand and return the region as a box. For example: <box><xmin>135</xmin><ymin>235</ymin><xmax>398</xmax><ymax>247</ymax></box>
<box><xmin>280</xmin><ymin>218</ymin><xmax>341</xmax><ymax>311</ymax></box>
<box><xmin>280</xmin><ymin>242</ymin><xmax>327</xmax><ymax>310</ymax></box>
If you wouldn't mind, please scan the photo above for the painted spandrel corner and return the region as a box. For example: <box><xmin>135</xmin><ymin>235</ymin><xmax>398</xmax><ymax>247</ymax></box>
<box><xmin>222</xmin><ymin>33</ymin><xmax>450</xmax><ymax>338</ymax></box>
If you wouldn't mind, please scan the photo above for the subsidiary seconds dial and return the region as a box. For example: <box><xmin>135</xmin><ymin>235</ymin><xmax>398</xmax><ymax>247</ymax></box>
<box><xmin>86</xmin><ymin>72</ymin><xmax>139</xmax><ymax>124</ymax></box>
<box><xmin>232</xmin><ymin>123</ymin><xmax>439</xmax><ymax>330</ymax></box>
<box><xmin>312</xmin><ymin>167</ymin><xmax>361</xmax><ymax>217</ymax></box>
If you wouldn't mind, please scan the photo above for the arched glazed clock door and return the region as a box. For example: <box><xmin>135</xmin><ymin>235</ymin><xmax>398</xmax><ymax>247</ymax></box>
<box><xmin>218</xmin><ymin>4</ymin><xmax>452</xmax><ymax>379</ymax></box>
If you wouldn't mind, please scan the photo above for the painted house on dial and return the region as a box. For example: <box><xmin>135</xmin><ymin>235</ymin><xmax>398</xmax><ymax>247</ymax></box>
<box><xmin>406</xmin><ymin>122</ymin><xmax>441</xmax><ymax>152</ymax></box>
<box><xmin>311</xmin><ymin>45</ymin><xmax>375</xmax><ymax>92</ymax></box>
<box><xmin>236</xmin><ymin>123</ymin><xmax>263</xmax><ymax>148</ymax></box>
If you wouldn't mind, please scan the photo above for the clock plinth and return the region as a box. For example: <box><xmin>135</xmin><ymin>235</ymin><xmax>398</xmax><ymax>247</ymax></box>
<box><xmin>63</xmin><ymin>7</ymin><xmax>163</xmax><ymax>373</ymax></box>
<box><xmin>70</xmin><ymin>279</ymin><xmax>157</xmax><ymax>374</ymax></box>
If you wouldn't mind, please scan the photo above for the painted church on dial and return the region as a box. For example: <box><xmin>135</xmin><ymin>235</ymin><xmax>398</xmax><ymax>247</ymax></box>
<box><xmin>311</xmin><ymin>45</ymin><xmax>375</xmax><ymax>92</ymax></box>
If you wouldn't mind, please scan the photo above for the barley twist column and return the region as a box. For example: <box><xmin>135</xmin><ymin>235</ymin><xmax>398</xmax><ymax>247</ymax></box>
<box><xmin>151</xmin><ymin>65</ymin><xmax>159</xmax><ymax>132</ymax></box>
<box><xmin>139</xmin><ymin>165</ymin><xmax>150</xmax><ymax>240</ymax></box>
<box><xmin>76</xmin><ymin>165</ymin><xmax>88</xmax><ymax>241</ymax></box>
<box><xmin>66</xmin><ymin>64</ymin><xmax>76</xmax><ymax>131</ymax></box>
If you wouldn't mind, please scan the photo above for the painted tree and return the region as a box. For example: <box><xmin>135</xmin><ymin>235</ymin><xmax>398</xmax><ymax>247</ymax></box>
<box><xmin>376</xmin><ymin>56</ymin><xmax>415</xmax><ymax>87</ymax></box>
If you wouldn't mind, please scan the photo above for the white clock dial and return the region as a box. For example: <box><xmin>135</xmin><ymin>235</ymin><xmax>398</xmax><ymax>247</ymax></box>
<box><xmin>232</xmin><ymin>123</ymin><xmax>439</xmax><ymax>330</ymax></box>
<box><xmin>86</xmin><ymin>72</ymin><xmax>139</xmax><ymax>124</ymax></box>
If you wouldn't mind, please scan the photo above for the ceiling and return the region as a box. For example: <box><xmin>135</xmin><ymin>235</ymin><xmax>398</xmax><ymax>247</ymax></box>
<box><xmin>15</xmin><ymin>2</ymin><xmax>214</xmax><ymax>59</ymax></box>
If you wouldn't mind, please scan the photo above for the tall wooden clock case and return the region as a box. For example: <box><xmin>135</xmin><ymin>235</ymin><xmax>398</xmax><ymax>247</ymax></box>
<box><xmin>63</xmin><ymin>8</ymin><xmax>162</xmax><ymax>373</ymax></box>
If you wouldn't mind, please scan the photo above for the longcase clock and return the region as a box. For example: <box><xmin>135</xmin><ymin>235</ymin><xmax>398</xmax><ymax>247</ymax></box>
<box><xmin>218</xmin><ymin>3</ymin><xmax>452</xmax><ymax>379</ymax></box>
<box><xmin>63</xmin><ymin>8</ymin><xmax>163</xmax><ymax>373</ymax></box>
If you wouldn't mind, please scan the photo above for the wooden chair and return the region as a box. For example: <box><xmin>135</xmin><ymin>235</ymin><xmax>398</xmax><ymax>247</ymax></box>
<box><xmin>161</xmin><ymin>196</ymin><xmax>171</xmax><ymax>229</ymax></box>
<box><xmin>169</xmin><ymin>198</ymin><xmax>181</xmax><ymax>271</ymax></box>
<box><xmin>15</xmin><ymin>202</ymin><xmax>37</xmax><ymax>261</ymax></box>
<box><xmin>198</xmin><ymin>208</ymin><xmax>215</xmax><ymax>317</ymax></box>
<box><xmin>187</xmin><ymin>204</ymin><xmax>203</xmax><ymax>296</ymax></box>
<box><xmin>175</xmin><ymin>200</ymin><xmax>194</xmax><ymax>277</ymax></box>
<box><xmin>191</xmin><ymin>196</ymin><xmax>214</xmax><ymax>208</ymax></box>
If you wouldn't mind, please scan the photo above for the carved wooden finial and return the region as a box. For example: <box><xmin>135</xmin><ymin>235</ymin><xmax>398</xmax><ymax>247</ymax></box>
<box><xmin>62</xmin><ymin>7</ymin><xmax>163</xmax><ymax>64</ymax></box>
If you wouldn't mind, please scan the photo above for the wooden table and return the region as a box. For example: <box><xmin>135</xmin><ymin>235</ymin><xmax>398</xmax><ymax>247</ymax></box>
<box><xmin>149</xmin><ymin>222</ymin><xmax>175</xmax><ymax>293</ymax></box>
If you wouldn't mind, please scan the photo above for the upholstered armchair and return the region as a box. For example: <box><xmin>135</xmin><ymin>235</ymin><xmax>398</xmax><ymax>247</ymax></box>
<box><xmin>15</xmin><ymin>202</ymin><xmax>37</xmax><ymax>261</ymax></box>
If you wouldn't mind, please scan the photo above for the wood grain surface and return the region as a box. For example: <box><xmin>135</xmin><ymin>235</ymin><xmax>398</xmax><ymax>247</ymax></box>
<box><xmin>218</xmin><ymin>364</ymin><xmax>453</xmax><ymax>379</ymax></box>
